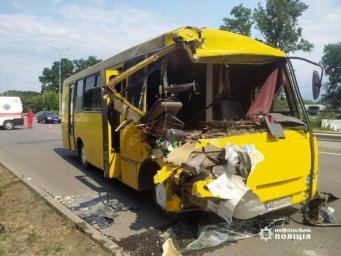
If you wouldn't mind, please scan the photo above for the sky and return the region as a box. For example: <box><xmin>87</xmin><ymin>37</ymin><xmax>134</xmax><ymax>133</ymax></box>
<box><xmin>0</xmin><ymin>0</ymin><xmax>340</xmax><ymax>99</ymax></box>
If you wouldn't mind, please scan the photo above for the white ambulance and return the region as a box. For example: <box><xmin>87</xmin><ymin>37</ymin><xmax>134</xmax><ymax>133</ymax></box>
<box><xmin>0</xmin><ymin>96</ymin><xmax>24</xmax><ymax>130</ymax></box>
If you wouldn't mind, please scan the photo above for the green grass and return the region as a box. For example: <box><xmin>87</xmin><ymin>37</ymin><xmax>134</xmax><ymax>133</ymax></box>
<box><xmin>26</xmin><ymin>230</ymin><xmax>38</xmax><ymax>244</ymax></box>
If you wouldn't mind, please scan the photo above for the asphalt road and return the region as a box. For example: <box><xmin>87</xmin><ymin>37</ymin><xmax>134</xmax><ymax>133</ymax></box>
<box><xmin>0</xmin><ymin>123</ymin><xmax>340</xmax><ymax>256</ymax></box>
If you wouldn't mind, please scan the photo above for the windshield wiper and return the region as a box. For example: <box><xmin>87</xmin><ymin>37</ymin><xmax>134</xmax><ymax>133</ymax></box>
<box><xmin>263</xmin><ymin>113</ymin><xmax>308</xmax><ymax>138</ymax></box>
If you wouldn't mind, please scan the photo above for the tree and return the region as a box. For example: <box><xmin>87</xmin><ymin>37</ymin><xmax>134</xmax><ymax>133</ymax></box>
<box><xmin>43</xmin><ymin>92</ymin><xmax>59</xmax><ymax>111</ymax></box>
<box><xmin>220</xmin><ymin>4</ymin><xmax>253</xmax><ymax>36</ymax></box>
<box><xmin>39</xmin><ymin>56</ymin><xmax>102</xmax><ymax>93</ymax></box>
<box><xmin>253</xmin><ymin>0</ymin><xmax>313</xmax><ymax>53</ymax></box>
<box><xmin>220</xmin><ymin>0</ymin><xmax>314</xmax><ymax>54</ymax></box>
<box><xmin>39</xmin><ymin>58</ymin><xmax>74</xmax><ymax>93</ymax></box>
<box><xmin>28</xmin><ymin>95</ymin><xmax>44</xmax><ymax>112</ymax></box>
<box><xmin>321</xmin><ymin>42</ymin><xmax>341</xmax><ymax>110</ymax></box>
<box><xmin>73</xmin><ymin>56</ymin><xmax>102</xmax><ymax>73</ymax></box>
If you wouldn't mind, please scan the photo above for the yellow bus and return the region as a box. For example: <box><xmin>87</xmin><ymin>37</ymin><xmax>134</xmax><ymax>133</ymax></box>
<box><xmin>62</xmin><ymin>27</ymin><xmax>323</xmax><ymax>222</ymax></box>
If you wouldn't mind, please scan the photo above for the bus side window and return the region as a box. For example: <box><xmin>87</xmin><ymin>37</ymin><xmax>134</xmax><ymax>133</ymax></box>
<box><xmin>75</xmin><ymin>80</ymin><xmax>84</xmax><ymax>112</ymax></box>
<box><xmin>84</xmin><ymin>75</ymin><xmax>101</xmax><ymax>111</ymax></box>
<box><xmin>124</xmin><ymin>56</ymin><xmax>146</xmax><ymax>110</ymax></box>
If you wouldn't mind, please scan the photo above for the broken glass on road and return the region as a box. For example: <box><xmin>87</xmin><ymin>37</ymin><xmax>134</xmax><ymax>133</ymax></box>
<box><xmin>75</xmin><ymin>198</ymin><xmax>130</xmax><ymax>229</ymax></box>
<box><xmin>162</xmin><ymin>217</ymin><xmax>289</xmax><ymax>253</ymax></box>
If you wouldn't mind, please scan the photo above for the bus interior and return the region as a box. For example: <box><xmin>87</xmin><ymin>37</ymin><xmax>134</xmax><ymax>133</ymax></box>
<box><xmin>111</xmin><ymin>48</ymin><xmax>305</xmax><ymax>144</ymax></box>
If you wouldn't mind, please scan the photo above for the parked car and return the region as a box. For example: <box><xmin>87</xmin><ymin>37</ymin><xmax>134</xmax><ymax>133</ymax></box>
<box><xmin>37</xmin><ymin>111</ymin><xmax>61</xmax><ymax>124</ymax></box>
<box><xmin>35</xmin><ymin>111</ymin><xmax>45</xmax><ymax>120</ymax></box>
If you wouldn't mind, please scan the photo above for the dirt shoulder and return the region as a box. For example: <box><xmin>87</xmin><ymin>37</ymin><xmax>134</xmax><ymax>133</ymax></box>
<box><xmin>0</xmin><ymin>164</ymin><xmax>111</xmax><ymax>256</ymax></box>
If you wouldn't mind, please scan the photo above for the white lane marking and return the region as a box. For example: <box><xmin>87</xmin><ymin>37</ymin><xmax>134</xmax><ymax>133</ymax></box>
<box><xmin>319</xmin><ymin>151</ymin><xmax>341</xmax><ymax>156</ymax></box>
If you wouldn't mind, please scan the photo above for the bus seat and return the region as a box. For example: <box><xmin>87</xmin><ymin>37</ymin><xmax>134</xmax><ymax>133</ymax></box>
<box><xmin>143</xmin><ymin>98</ymin><xmax>183</xmax><ymax>123</ymax></box>
<box><xmin>219</xmin><ymin>100</ymin><xmax>244</xmax><ymax>120</ymax></box>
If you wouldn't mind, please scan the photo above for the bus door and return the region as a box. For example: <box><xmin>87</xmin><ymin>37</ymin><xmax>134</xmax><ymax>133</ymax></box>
<box><xmin>68</xmin><ymin>84</ymin><xmax>76</xmax><ymax>152</ymax></box>
<box><xmin>104</xmin><ymin>70</ymin><xmax>123</xmax><ymax>179</ymax></box>
<box><xmin>117</xmin><ymin>71</ymin><xmax>149</xmax><ymax>190</ymax></box>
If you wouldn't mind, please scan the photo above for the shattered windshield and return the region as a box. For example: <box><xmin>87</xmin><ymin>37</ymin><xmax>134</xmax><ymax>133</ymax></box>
<box><xmin>111</xmin><ymin>48</ymin><xmax>306</xmax><ymax>140</ymax></box>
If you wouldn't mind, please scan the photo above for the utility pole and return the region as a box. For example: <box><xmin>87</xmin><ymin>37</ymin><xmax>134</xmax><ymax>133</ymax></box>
<box><xmin>47</xmin><ymin>44</ymin><xmax>70</xmax><ymax>115</ymax></box>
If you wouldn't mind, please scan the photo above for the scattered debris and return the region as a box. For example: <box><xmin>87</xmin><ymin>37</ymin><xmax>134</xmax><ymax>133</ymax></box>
<box><xmin>162</xmin><ymin>239</ymin><xmax>182</xmax><ymax>256</ymax></box>
<box><xmin>162</xmin><ymin>217</ymin><xmax>289</xmax><ymax>254</ymax></box>
<box><xmin>319</xmin><ymin>207</ymin><xmax>336</xmax><ymax>223</ymax></box>
<box><xmin>165</xmin><ymin>142</ymin><xmax>196</xmax><ymax>166</ymax></box>
<box><xmin>305</xmin><ymin>192</ymin><xmax>340</xmax><ymax>226</ymax></box>
<box><xmin>202</xmin><ymin>143</ymin><xmax>266</xmax><ymax>223</ymax></box>
<box><xmin>54</xmin><ymin>195</ymin><xmax>75</xmax><ymax>205</ymax></box>
<box><xmin>75</xmin><ymin>199</ymin><xmax>130</xmax><ymax>229</ymax></box>
<box><xmin>153</xmin><ymin>137</ymin><xmax>271</xmax><ymax>222</ymax></box>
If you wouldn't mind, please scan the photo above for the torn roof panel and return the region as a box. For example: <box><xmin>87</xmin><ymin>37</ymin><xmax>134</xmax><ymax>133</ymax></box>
<box><xmin>166</xmin><ymin>27</ymin><xmax>285</xmax><ymax>63</ymax></box>
<box><xmin>65</xmin><ymin>27</ymin><xmax>286</xmax><ymax>86</ymax></box>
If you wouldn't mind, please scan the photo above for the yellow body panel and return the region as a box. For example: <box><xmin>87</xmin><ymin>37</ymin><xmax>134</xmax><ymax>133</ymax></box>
<box><xmin>191</xmin><ymin>130</ymin><xmax>317</xmax><ymax>206</ymax></box>
<box><xmin>74</xmin><ymin>112</ymin><xmax>103</xmax><ymax>169</ymax></box>
<box><xmin>61</xmin><ymin>123</ymin><xmax>69</xmax><ymax>151</ymax></box>
<box><xmin>108</xmin><ymin>153</ymin><xmax>121</xmax><ymax>178</ymax></box>
<box><xmin>192</xmin><ymin>179</ymin><xmax>216</xmax><ymax>198</ymax></box>
<box><xmin>120</xmin><ymin>123</ymin><xmax>150</xmax><ymax>189</ymax></box>
<box><xmin>166</xmin><ymin>194</ymin><xmax>182</xmax><ymax>212</ymax></box>
<box><xmin>197</xmin><ymin>28</ymin><xmax>285</xmax><ymax>57</ymax></box>
<box><xmin>105</xmin><ymin>70</ymin><xmax>122</xmax><ymax>178</ymax></box>
<box><xmin>154</xmin><ymin>165</ymin><xmax>180</xmax><ymax>184</ymax></box>
<box><xmin>165</xmin><ymin>27</ymin><xmax>285</xmax><ymax>63</ymax></box>
<box><xmin>61</xmin><ymin>90</ymin><xmax>70</xmax><ymax>151</ymax></box>
<box><xmin>120</xmin><ymin>160</ymin><xmax>139</xmax><ymax>189</ymax></box>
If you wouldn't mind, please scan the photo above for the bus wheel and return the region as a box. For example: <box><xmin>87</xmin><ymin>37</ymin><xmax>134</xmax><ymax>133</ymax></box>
<box><xmin>153</xmin><ymin>183</ymin><xmax>182</xmax><ymax>222</ymax></box>
<box><xmin>78</xmin><ymin>142</ymin><xmax>88</xmax><ymax>169</ymax></box>
<box><xmin>3</xmin><ymin>121</ymin><xmax>14</xmax><ymax>130</ymax></box>
<box><xmin>154</xmin><ymin>183</ymin><xmax>167</xmax><ymax>210</ymax></box>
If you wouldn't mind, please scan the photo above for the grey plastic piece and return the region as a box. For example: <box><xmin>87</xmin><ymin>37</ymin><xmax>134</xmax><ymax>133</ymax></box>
<box><xmin>233</xmin><ymin>190</ymin><xmax>266</xmax><ymax>219</ymax></box>
<box><xmin>264</xmin><ymin>115</ymin><xmax>285</xmax><ymax>138</ymax></box>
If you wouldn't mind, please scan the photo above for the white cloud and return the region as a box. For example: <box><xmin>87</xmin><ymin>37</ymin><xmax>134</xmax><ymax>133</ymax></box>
<box><xmin>0</xmin><ymin>0</ymin><xmax>340</xmax><ymax>99</ymax></box>
<box><xmin>0</xmin><ymin>2</ymin><xmax>179</xmax><ymax>93</ymax></box>
<box><xmin>56</xmin><ymin>4</ymin><xmax>179</xmax><ymax>55</ymax></box>
<box><xmin>292</xmin><ymin>0</ymin><xmax>341</xmax><ymax>99</ymax></box>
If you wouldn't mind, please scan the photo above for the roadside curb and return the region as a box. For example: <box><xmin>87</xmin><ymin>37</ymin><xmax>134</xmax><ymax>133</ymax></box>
<box><xmin>318</xmin><ymin>146</ymin><xmax>341</xmax><ymax>154</ymax></box>
<box><xmin>0</xmin><ymin>159</ymin><xmax>128</xmax><ymax>256</ymax></box>
<box><xmin>315</xmin><ymin>132</ymin><xmax>341</xmax><ymax>142</ymax></box>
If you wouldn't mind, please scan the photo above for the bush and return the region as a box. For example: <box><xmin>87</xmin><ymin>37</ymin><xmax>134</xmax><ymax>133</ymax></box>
<box><xmin>319</xmin><ymin>111</ymin><xmax>336</xmax><ymax>119</ymax></box>
<box><xmin>309</xmin><ymin>116</ymin><xmax>321</xmax><ymax>128</ymax></box>
<box><xmin>309</xmin><ymin>111</ymin><xmax>336</xmax><ymax>130</ymax></box>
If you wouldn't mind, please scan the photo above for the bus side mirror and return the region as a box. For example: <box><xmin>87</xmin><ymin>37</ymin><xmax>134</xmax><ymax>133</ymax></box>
<box><xmin>312</xmin><ymin>70</ymin><xmax>322</xmax><ymax>100</ymax></box>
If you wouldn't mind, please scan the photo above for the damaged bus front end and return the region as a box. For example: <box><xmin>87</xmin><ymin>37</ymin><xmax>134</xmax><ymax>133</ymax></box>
<box><xmin>105</xmin><ymin>27</ymin><xmax>321</xmax><ymax>223</ymax></box>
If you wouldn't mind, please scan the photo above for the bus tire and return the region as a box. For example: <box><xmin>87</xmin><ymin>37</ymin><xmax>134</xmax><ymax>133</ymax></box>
<box><xmin>153</xmin><ymin>182</ymin><xmax>182</xmax><ymax>222</ymax></box>
<box><xmin>3</xmin><ymin>121</ymin><xmax>14</xmax><ymax>130</ymax></box>
<box><xmin>138</xmin><ymin>160</ymin><xmax>159</xmax><ymax>191</ymax></box>
<box><xmin>78</xmin><ymin>141</ymin><xmax>88</xmax><ymax>169</ymax></box>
